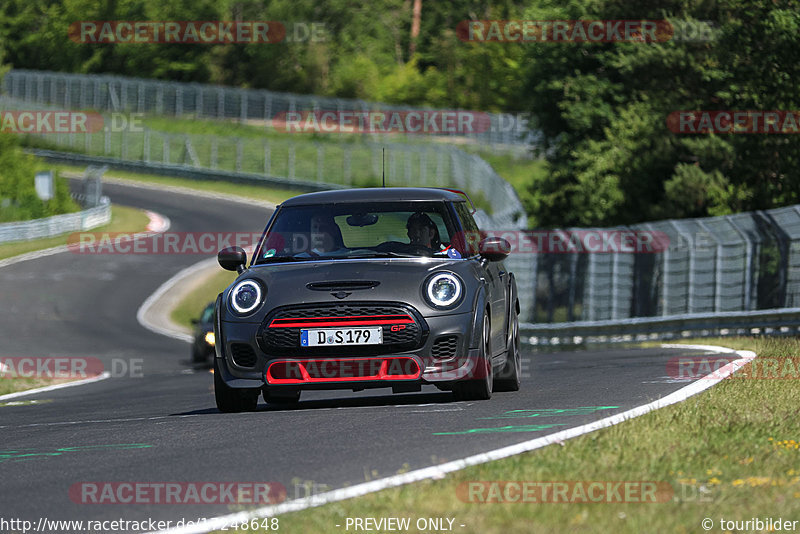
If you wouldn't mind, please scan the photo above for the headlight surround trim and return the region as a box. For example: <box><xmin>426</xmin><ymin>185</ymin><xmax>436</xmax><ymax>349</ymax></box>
<box><xmin>229</xmin><ymin>279</ymin><xmax>265</xmax><ymax>315</ymax></box>
<box><xmin>424</xmin><ymin>271</ymin><xmax>464</xmax><ymax>309</ymax></box>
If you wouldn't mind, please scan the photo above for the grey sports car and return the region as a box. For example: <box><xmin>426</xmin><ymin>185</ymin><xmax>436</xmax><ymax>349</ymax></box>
<box><xmin>213</xmin><ymin>187</ymin><xmax>521</xmax><ymax>412</ymax></box>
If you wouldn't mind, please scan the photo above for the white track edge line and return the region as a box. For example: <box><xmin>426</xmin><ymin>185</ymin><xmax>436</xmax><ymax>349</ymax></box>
<box><xmin>136</xmin><ymin>258</ymin><xmax>218</xmax><ymax>344</ymax></box>
<box><xmin>150</xmin><ymin>344</ymin><xmax>756</xmax><ymax>534</ymax></box>
<box><xmin>0</xmin><ymin>372</ymin><xmax>112</xmax><ymax>401</ymax></box>
<box><xmin>0</xmin><ymin>210</ymin><xmax>169</xmax><ymax>270</ymax></box>
<box><xmin>0</xmin><ymin>210</ymin><xmax>167</xmax><ymax>399</ymax></box>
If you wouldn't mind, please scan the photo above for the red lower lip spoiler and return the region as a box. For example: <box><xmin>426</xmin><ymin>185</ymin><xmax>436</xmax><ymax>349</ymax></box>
<box><xmin>265</xmin><ymin>356</ymin><xmax>421</xmax><ymax>385</ymax></box>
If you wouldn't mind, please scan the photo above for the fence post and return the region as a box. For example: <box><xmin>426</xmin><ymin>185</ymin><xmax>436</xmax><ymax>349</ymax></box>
<box><xmin>316</xmin><ymin>142</ymin><xmax>324</xmax><ymax>182</ymax></box>
<box><xmin>37</xmin><ymin>74</ymin><xmax>44</xmax><ymax>104</ymax></box>
<box><xmin>138</xmin><ymin>82</ymin><xmax>145</xmax><ymax>113</ymax></box>
<box><xmin>727</xmin><ymin>216</ymin><xmax>754</xmax><ymax>311</ymax></box>
<box><xmin>156</xmin><ymin>84</ymin><xmax>164</xmax><ymax>114</ymax></box>
<box><xmin>669</xmin><ymin>220</ymin><xmax>695</xmax><ymax>313</ymax></box>
<box><xmin>264</xmin><ymin>92</ymin><xmax>272</xmax><ymax>126</ymax></box>
<box><xmin>93</xmin><ymin>79</ymin><xmax>101</xmax><ymax>109</ymax></box>
<box><xmin>288</xmin><ymin>141</ymin><xmax>295</xmax><ymax>180</ymax></box>
<box><xmin>50</xmin><ymin>76</ymin><xmax>58</xmax><ymax>106</ymax></box>
<box><xmin>143</xmin><ymin>130</ymin><xmax>150</xmax><ymax>162</ymax></box>
<box><xmin>121</xmin><ymin>80</ymin><xmax>128</xmax><ymax>111</ymax></box>
<box><xmin>343</xmin><ymin>146</ymin><xmax>352</xmax><ymax>185</ymax></box>
<box><xmin>585</xmin><ymin>252</ymin><xmax>597</xmax><ymax>321</ymax></box>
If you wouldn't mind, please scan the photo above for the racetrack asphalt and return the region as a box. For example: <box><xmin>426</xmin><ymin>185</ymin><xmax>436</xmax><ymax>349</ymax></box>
<box><xmin>0</xmin><ymin>182</ymin><xmax>737</xmax><ymax>531</ymax></box>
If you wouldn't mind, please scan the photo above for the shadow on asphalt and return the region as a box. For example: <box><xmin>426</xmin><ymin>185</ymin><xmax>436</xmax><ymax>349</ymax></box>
<box><xmin>173</xmin><ymin>390</ymin><xmax>459</xmax><ymax>416</ymax></box>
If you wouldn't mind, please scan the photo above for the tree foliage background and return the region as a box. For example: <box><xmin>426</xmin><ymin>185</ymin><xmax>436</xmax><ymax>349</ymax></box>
<box><xmin>1</xmin><ymin>0</ymin><xmax>798</xmax><ymax>226</ymax></box>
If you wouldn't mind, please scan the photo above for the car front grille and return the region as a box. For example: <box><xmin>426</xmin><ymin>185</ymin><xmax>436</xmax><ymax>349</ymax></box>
<box><xmin>259</xmin><ymin>302</ymin><xmax>426</xmax><ymax>355</ymax></box>
<box><xmin>431</xmin><ymin>335</ymin><xmax>459</xmax><ymax>360</ymax></box>
<box><xmin>229</xmin><ymin>343</ymin><xmax>258</xmax><ymax>368</ymax></box>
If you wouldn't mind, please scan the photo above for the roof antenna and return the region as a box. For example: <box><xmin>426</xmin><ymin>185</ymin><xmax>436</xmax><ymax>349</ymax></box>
<box><xmin>382</xmin><ymin>147</ymin><xmax>386</xmax><ymax>187</ymax></box>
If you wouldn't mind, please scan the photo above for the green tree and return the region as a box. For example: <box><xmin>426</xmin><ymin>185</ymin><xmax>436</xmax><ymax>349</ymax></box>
<box><xmin>521</xmin><ymin>0</ymin><xmax>800</xmax><ymax>227</ymax></box>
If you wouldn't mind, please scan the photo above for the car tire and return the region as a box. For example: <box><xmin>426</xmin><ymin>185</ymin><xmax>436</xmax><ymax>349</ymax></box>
<box><xmin>494</xmin><ymin>301</ymin><xmax>521</xmax><ymax>392</ymax></box>
<box><xmin>214</xmin><ymin>359</ymin><xmax>259</xmax><ymax>413</ymax></box>
<box><xmin>453</xmin><ymin>312</ymin><xmax>492</xmax><ymax>401</ymax></box>
<box><xmin>262</xmin><ymin>387</ymin><xmax>301</xmax><ymax>404</ymax></box>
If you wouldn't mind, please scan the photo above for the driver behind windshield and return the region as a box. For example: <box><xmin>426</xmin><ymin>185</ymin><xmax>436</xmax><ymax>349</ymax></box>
<box><xmin>309</xmin><ymin>214</ymin><xmax>344</xmax><ymax>254</ymax></box>
<box><xmin>406</xmin><ymin>212</ymin><xmax>441</xmax><ymax>250</ymax></box>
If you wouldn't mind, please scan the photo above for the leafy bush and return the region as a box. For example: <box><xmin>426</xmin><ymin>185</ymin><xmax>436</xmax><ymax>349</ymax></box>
<box><xmin>0</xmin><ymin>135</ymin><xmax>79</xmax><ymax>223</ymax></box>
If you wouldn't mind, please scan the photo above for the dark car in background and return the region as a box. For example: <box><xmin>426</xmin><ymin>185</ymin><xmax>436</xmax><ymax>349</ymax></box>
<box><xmin>190</xmin><ymin>301</ymin><xmax>216</xmax><ymax>364</ymax></box>
<box><xmin>212</xmin><ymin>187</ymin><xmax>521</xmax><ymax>412</ymax></box>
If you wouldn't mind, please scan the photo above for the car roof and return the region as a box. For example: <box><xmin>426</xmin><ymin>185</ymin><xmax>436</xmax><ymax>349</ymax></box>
<box><xmin>280</xmin><ymin>187</ymin><xmax>466</xmax><ymax>207</ymax></box>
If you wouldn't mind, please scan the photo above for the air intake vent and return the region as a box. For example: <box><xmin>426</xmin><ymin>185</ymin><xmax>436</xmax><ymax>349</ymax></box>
<box><xmin>306</xmin><ymin>281</ymin><xmax>380</xmax><ymax>291</ymax></box>
<box><xmin>431</xmin><ymin>335</ymin><xmax>458</xmax><ymax>360</ymax></box>
<box><xmin>230</xmin><ymin>343</ymin><xmax>257</xmax><ymax>368</ymax></box>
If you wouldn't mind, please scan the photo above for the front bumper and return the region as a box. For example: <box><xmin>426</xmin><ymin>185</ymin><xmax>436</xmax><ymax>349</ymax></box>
<box><xmin>216</xmin><ymin>311</ymin><xmax>480</xmax><ymax>389</ymax></box>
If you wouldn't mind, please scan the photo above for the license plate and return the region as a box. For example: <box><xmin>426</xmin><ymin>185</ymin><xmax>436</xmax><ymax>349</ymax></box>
<box><xmin>301</xmin><ymin>327</ymin><xmax>383</xmax><ymax>346</ymax></box>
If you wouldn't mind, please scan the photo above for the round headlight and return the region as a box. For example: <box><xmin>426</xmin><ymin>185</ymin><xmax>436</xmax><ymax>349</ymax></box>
<box><xmin>426</xmin><ymin>272</ymin><xmax>462</xmax><ymax>308</ymax></box>
<box><xmin>230</xmin><ymin>280</ymin><xmax>263</xmax><ymax>314</ymax></box>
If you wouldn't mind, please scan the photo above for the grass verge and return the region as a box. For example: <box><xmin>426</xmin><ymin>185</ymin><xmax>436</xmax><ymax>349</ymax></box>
<box><xmin>0</xmin><ymin>376</ymin><xmax>92</xmax><ymax>397</ymax></box>
<box><xmin>170</xmin><ymin>269</ymin><xmax>237</xmax><ymax>330</ymax></box>
<box><xmin>0</xmin><ymin>205</ymin><xmax>148</xmax><ymax>261</ymax></box>
<box><xmin>18</xmin><ymin>111</ymin><xmax>539</xmax><ymax>214</ymax></box>
<box><xmin>229</xmin><ymin>336</ymin><xmax>800</xmax><ymax>533</ymax></box>
<box><xmin>51</xmin><ymin>163</ymin><xmax>301</xmax><ymax>206</ymax></box>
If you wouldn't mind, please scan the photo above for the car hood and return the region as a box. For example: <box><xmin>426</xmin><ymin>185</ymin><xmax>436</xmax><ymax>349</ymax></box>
<box><xmin>223</xmin><ymin>258</ymin><xmax>483</xmax><ymax>321</ymax></box>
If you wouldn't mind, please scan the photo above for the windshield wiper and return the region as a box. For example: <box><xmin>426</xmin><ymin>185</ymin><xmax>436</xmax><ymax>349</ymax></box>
<box><xmin>258</xmin><ymin>255</ymin><xmax>314</xmax><ymax>263</ymax></box>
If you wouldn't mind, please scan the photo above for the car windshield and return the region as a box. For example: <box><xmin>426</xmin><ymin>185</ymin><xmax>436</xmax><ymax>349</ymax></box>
<box><xmin>254</xmin><ymin>201</ymin><xmax>471</xmax><ymax>263</ymax></box>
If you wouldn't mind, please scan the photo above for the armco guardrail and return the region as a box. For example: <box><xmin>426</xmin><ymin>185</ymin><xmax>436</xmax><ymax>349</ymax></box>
<box><xmin>525</xmin><ymin>205</ymin><xmax>800</xmax><ymax>326</ymax></box>
<box><xmin>0</xmin><ymin>196</ymin><xmax>111</xmax><ymax>244</ymax></box>
<box><xmin>521</xmin><ymin>308</ymin><xmax>800</xmax><ymax>345</ymax></box>
<box><xmin>3</xmin><ymin>69</ymin><xmax>538</xmax><ymax>156</ymax></box>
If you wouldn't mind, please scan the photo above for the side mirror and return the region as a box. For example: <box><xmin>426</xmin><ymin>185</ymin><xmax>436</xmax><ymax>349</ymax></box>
<box><xmin>218</xmin><ymin>246</ymin><xmax>247</xmax><ymax>273</ymax></box>
<box><xmin>479</xmin><ymin>237</ymin><xmax>511</xmax><ymax>262</ymax></box>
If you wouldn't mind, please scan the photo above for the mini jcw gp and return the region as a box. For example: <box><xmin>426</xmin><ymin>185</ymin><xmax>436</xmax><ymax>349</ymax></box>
<box><xmin>213</xmin><ymin>187</ymin><xmax>521</xmax><ymax>412</ymax></box>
